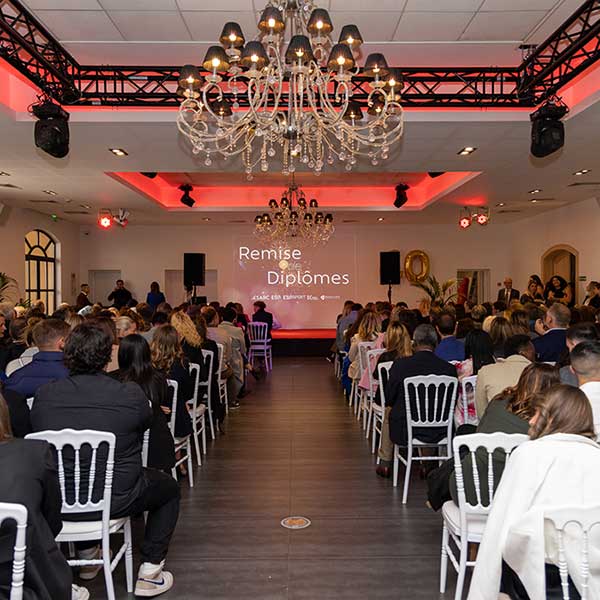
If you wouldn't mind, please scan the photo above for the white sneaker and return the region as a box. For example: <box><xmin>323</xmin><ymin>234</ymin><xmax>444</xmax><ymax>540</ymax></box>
<box><xmin>72</xmin><ymin>584</ymin><xmax>90</xmax><ymax>600</ymax></box>
<box><xmin>134</xmin><ymin>562</ymin><xmax>174</xmax><ymax>597</ymax></box>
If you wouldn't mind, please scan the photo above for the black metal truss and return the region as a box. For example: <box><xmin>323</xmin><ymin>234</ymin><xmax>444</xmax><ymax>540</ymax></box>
<box><xmin>1</xmin><ymin>0</ymin><xmax>599</xmax><ymax>109</ymax></box>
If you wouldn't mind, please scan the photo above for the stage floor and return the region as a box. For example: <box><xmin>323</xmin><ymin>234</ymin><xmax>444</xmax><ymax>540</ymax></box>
<box><xmin>271</xmin><ymin>329</ymin><xmax>336</xmax><ymax>356</ymax></box>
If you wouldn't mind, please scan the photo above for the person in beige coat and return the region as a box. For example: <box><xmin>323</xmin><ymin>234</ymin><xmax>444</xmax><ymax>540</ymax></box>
<box><xmin>219</xmin><ymin>307</ymin><xmax>246</xmax><ymax>394</ymax></box>
<box><xmin>475</xmin><ymin>335</ymin><xmax>534</xmax><ymax>418</ymax></box>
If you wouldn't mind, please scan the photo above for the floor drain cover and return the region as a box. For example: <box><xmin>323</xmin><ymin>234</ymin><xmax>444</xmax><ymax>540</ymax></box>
<box><xmin>281</xmin><ymin>516</ymin><xmax>311</xmax><ymax>530</ymax></box>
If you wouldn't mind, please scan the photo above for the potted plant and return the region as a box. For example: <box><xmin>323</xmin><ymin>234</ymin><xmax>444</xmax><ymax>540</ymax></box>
<box><xmin>410</xmin><ymin>275</ymin><xmax>457</xmax><ymax>307</ymax></box>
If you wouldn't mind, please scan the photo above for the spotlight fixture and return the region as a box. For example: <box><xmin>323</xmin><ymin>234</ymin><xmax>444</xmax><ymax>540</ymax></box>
<box><xmin>179</xmin><ymin>184</ymin><xmax>195</xmax><ymax>207</ymax></box>
<box><xmin>574</xmin><ymin>169</ymin><xmax>590</xmax><ymax>176</ymax></box>
<box><xmin>474</xmin><ymin>207</ymin><xmax>490</xmax><ymax>225</ymax></box>
<box><xmin>458</xmin><ymin>147</ymin><xmax>476</xmax><ymax>156</ymax></box>
<box><xmin>496</xmin><ymin>202</ymin><xmax>505</xmax><ymax>207</ymax></box>
<box><xmin>109</xmin><ymin>148</ymin><xmax>128</xmax><ymax>157</ymax></box>
<box><xmin>530</xmin><ymin>96</ymin><xmax>568</xmax><ymax>158</ymax></box>
<box><xmin>202</xmin><ymin>217</ymin><xmax>211</xmax><ymax>222</ymax></box>
<box><xmin>529</xmin><ymin>189</ymin><xmax>542</xmax><ymax>194</ymax></box>
<box><xmin>98</xmin><ymin>209</ymin><xmax>113</xmax><ymax>229</ymax></box>
<box><xmin>377</xmin><ymin>217</ymin><xmax>385</xmax><ymax>222</ymax></box>
<box><xmin>43</xmin><ymin>190</ymin><xmax>57</xmax><ymax>196</ymax></box>
<box><xmin>31</xmin><ymin>99</ymin><xmax>70</xmax><ymax>158</ymax></box>
<box><xmin>531</xmin><ymin>199</ymin><xmax>538</xmax><ymax>203</ymax></box>
<box><xmin>427</xmin><ymin>172</ymin><xmax>445</xmax><ymax>178</ymax></box>
<box><xmin>459</xmin><ymin>207</ymin><xmax>472</xmax><ymax>230</ymax></box>
<box><xmin>393</xmin><ymin>183</ymin><xmax>409</xmax><ymax>208</ymax></box>
<box><xmin>113</xmin><ymin>208</ymin><xmax>130</xmax><ymax>227</ymax></box>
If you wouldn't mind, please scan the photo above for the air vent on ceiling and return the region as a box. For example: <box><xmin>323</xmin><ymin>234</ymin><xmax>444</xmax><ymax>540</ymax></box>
<box><xmin>498</xmin><ymin>209</ymin><xmax>522</xmax><ymax>214</ymax></box>
<box><xmin>0</xmin><ymin>183</ymin><xmax>21</xmax><ymax>189</ymax></box>
<box><xmin>342</xmin><ymin>219</ymin><xmax>359</xmax><ymax>223</ymax></box>
<box><xmin>228</xmin><ymin>219</ymin><xmax>246</xmax><ymax>223</ymax></box>
<box><xmin>568</xmin><ymin>182</ymin><xmax>600</xmax><ymax>187</ymax></box>
<box><xmin>63</xmin><ymin>210</ymin><xmax>90</xmax><ymax>215</ymax></box>
<box><xmin>30</xmin><ymin>199</ymin><xmax>59</xmax><ymax>204</ymax></box>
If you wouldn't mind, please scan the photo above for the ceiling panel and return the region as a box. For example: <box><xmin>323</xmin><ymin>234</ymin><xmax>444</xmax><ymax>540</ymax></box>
<box><xmin>327</xmin><ymin>11</ymin><xmax>401</xmax><ymax>41</ymax></box>
<box><xmin>100</xmin><ymin>0</ymin><xmax>178</xmax><ymax>9</ymax></box>
<box><xmin>394</xmin><ymin>12</ymin><xmax>474</xmax><ymax>41</ymax></box>
<box><xmin>33</xmin><ymin>9</ymin><xmax>123</xmax><ymax>40</ymax></box>
<box><xmin>108</xmin><ymin>11</ymin><xmax>191</xmax><ymax>41</ymax></box>
<box><xmin>461</xmin><ymin>10</ymin><xmax>546</xmax><ymax>40</ymax></box>
<box><xmin>183</xmin><ymin>11</ymin><xmax>258</xmax><ymax>41</ymax></box>
<box><xmin>404</xmin><ymin>0</ymin><xmax>483</xmax><ymax>10</ymax></box>
<box><xmin>23</xmin><ymin>0</ymin><xmax>102</xmax><ymax>8</ymax></box>
<box><xmin>329</xmin><ymin>0</ymin><xmax>407</xmax><ymax>10</ymax></box>
<box><xmin>176</xmin><ymin>0</ymin><xmax>254</xmax><ymax>9</ymax></box>
<box><xmin>480</xmin><ymin>0</ymin><xmax>558</xmax><ymax>9</ymax></box>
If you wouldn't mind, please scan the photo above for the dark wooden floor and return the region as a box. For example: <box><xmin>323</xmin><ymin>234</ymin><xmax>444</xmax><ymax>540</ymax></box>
<box><xmin>86</xmin><ymin>357</ymin><xmax>452</xmax><ymax>599</ymax></box>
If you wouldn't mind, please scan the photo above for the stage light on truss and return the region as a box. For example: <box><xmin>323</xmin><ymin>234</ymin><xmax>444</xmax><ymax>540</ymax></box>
<box><xmin>98</xmin><ymin>209</ymin><xmax>113</xmax><ymax>229</ymax></box>
<box><xmin>459</xmin><ymin>207</ymin><xmax>472</xmax><ymax>230</ymax></box>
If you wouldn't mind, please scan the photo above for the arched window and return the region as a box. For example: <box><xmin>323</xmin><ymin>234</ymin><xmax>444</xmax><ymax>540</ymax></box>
<box><xmin>25</xmin><ymin>229</ymin><xmax>56</xmax><ymax>313</ymax></box>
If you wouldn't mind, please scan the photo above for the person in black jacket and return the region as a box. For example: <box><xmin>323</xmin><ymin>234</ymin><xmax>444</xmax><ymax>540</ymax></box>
<box><xmin>379</xmin><ymin>324</ymin><xmax>457</xmax><ymax>478</ymax></box>
<box><xmin>111</xmin><ymin>334</ymin><xmax>175</xmax><ymax>472</ymax></box>
<box><xmin>107</xmin><ymin>279</ymin><xmax>133</xmax><ymax>310</ymax></box>
<box><xmin>30</xmin><ymin>322</ymin><xmax>180</xmax><ymax>598</ymax></box>
<box><xmin>0</xmin><ymin>394</ymin><xmax>88</xmax><ymax>600</ymax></box>
<box><xmin>251</xmin><ymin>301</ymin><xmax>274</xmax><ymax>339</ymax></box>
<box><xmin>0</xmin><ymin>386</ymin><xmax>31</xmax><ymax>438</ymax></box>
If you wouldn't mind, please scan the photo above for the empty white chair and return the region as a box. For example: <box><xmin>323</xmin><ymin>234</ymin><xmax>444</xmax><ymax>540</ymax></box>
<box><xmin>25</xmin><ymin>429</ymin><xmax>133</xmax><ymax>600</ymax></box>
<box><xmin>247</xmin><ymin>322</ymin><xmax>272</xmax><ymax>372</ymax></box>
<box><xmin>393</xmin><ymin>375</ymin><xmax>459</xmax><ymax>504</ymax></box>
<box><xmin>188</xmin><ymin>362</ymin><xmax>207</xmax><ymax>466</ymax></box>
<box><xmin>459</xmin><ymin>375</ymin><xmax>478</xmax><ymax>427</ymax></box>
<box><xmin>373</xmin><ymin>361</ymin><xmax>393</xmax><ymax>456</ymax></box>
<box><xmin>215</xmin><ymin>343</ymin><xmax>228</xmax><ymax>424</ymax></box>
<box><xmin>0</xmin><ymin>502</ymin><xmax>28</xmax><ymax>600</ymax></box>
<box><xmin>440</xmin><ymin>432</ymin><xmax>528</xmax><ymax>600</ymax></box>
<box><xmin>543</xmin><ymin>504</ymin><xmax>600</xmax><ymax>600</ymax></box>
<box><xmin>199</xmin><ymin>349</ymin><xmax>215</xmax><ymax>447</ymax></box>
<box><xmin>363</xmin><ymin>348</ymin><xmax>386</xmax><ymax>436</ymax></box>
<box><xmin>166</xmin><ymin>380</ymin><xmax>194</xmax><ymax>488</ymax></box>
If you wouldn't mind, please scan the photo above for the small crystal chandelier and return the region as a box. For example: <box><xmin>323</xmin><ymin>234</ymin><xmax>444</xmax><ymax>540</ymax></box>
<box><xmin>177</xmin><ymin>0</ymin><xmax>403</xmax><ymax>178</ymax></box>
<box><xmin>254</xmin><ymin>175</ymin><xmax>334</xmax><ymax>246</ymax></box>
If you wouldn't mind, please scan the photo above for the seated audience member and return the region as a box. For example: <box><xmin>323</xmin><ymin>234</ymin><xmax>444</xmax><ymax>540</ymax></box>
<box><xmin>202</xmin><ymin>305</ymin><xmax>234</xmax><ymax>376</ymax></box>
<box><xmin>560</xmin><ymin>322</ymin><xmax>598</xmax><ymax>385</ymax></box>
<box><xmin>455</xmin><ymin>317</ymin><xmax>474</xmax><ymax>341</ymax></box>
<box><xmin>482</xmin><ymin>315</ymin><xmax>495</xmax><ymax>334</ymax></box>
<box><xmin>469</xmin><ymin>385</ymin><xmax>600</xmax><ymax>600</ymax></box>
<box><xmin>489</xmin><ymin>316</ymin><xmax>514</xmax><ymax>359</ymax></box>
<box><xmin>116</xmin><ymin>315</ymin><xmax>137</xmax><ymax>339</ymax></box>
<box><xmin>251</xmin><ymin>300</ymin><xmax>274</xmax><ymax>338</ymax></box>
<box><xmin>470</xmin><ymin>304</ymin><xmax>487</xmax><ymax>328</ymax></box>
<box><xmin>219</xmin><ymin>307</ymin><xmax>247</xmax><ymax>402</ymax></box>
<box><xmin>142</xmin><ymin>311</ymin><xmax>168</xmax><ymax>344</ymax></box>
<box><xmin>0</xmin><ymin>302</ymin><xmax>15</xmax><ymax>344</ymax></box>
<box><xmin>0</xmin><ymin>318</ymin><xmax>28</xmax><ymax>373</ymax></box>
<box><xmin>492</xmin><ymin>301</ymin><xmax>507</xmax><ymax>316</ymax></box>
<box><xmin>151</xmin><ymin>325</ymin><xmax>193</xmax><ymax>440</ymax></box>
<box><xmin>90</xmin><ymin>316</ymin><xmax>119</xmax><ymax>372</ymax></box>
<box><xmin>533</xmin><ymin>302</ymin><xmax>570</xmax><ymax>362</ymax></box>
<box><xmin>570</xmin><ymin>340</ymin><xmax>600</xmax><ymax>435</ymax></box>
<box><xmin>455</xmin><ymin>329</ymin><xmax>495</xmax><ymax>425</ymax></box>
<box><xmin>65</xmin><ymin>311</ymin><xmax>84</xmax><ymax>331</ymax></box>
<box><xmin>335</xmin><ymin>301</ymin><xmax>356</xmax><ymax>351</ymax></box>
<box><xmin>510</xmin><ymin>309</ymin><xmax>532</xmax><ymax>337</ymax></box>
<box><xmin>170</xmin><ymin>311</ymin><xmax>206</xmax><ymax>369</ymax></box>
<box><xmin>31</xmin><ymin>323</ymin><xmax>179</xmax><ymax>596</ymax></box>
<box><xmin>434</xmin><ymin>312</ymin><xmax>465</xmax><ymax>362</ymax></box>
<box><xmin>5</xmin><ymin>318</ymin><xmax>70</xmax><ymax>398</ymax></box>
<box><xmin>475</xmin><ymin>334</ymin><xmax>534</xmax><ymax>419</ymax></box>
<box><xmin>520</xmin><ymin>279</ymin><xmax>545</xmax><ymax>305</ymax></box>
<box><xmin>545</xmin><ymin>274</ymin><xmax>573</xmax><ymax>307</ymax></box>
<box><xmin>377</xmin><ymin>325</ymin><xmax>457</xmax><ymax>478</ymax></box>
<box><xmin>112</xmin><ymin>334</ymin><xmax>175</xmax><ymax>472</ymax></box>
<box><xmin>582</xmin><ymin>280</ymin><xmax>600</xmax><ymax>309</ymax></box>
<box><xmin>134</xmin><ymin>303</ymin><xmax>154</xmax><ymax>332</ymax></box>
<box><xmin>0</xmin><ymin>394</ymin><xmax>88</xmax><ymax>600</ymax></box>
<box><xmin>348</xmin><ymin>311</ymin><xmax>381</xmax><ymax>383</ymax></box>
<box><xmin>0</xmin><ymin>385</ymin><xmax>31</xmax><ymax>437</ymax></box>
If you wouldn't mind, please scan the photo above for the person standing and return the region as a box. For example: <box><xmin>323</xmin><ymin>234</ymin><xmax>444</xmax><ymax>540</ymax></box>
<box><xmin>146</xmin><ymin>282</ymin><xmax>166</xmax><ymax>312</ymax></box>
<box><xmin>108</xmin><ymin>279</ymin><xmax>133</xmax><ymax>310</ymax></box>
<box><xmin>75</xmin><ymin>284</ymin><xmax>92</xmax><ymax>310</ymax></box>
<box><xmin>496</xmin><ymin>277</ymin><xmax>520</xmax><ymax>306</ymax></box>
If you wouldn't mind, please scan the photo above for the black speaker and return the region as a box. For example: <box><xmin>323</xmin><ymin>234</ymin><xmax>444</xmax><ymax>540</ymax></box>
<box><xmin>184</xmin><ymin>253</ymin><xmax>206</xmax><ymax>287</ymax></box>
<box><xmin>380</xmin><ymin>251</ymin><xmax>401</xmax><ymax>285</ymax></box>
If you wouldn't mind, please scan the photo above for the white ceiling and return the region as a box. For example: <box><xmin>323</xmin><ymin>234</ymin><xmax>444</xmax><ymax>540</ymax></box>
<box><xmin>21</xmin><ymin>0</ymin><xmax>583</xmax><ymax>66</ymax></box>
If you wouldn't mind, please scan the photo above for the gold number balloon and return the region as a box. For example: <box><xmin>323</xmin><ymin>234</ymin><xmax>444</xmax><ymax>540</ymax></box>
<box><xmin>404</xmin><ymin>250</ymin><xmax>430</xmax><ymax>283</ymax></box>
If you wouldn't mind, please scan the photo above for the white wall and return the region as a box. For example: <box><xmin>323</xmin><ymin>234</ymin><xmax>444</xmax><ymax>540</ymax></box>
<box><xmin>0</xmin><ymin>205</ymin><xmax>80</xmax><ymax>304</ymax></box>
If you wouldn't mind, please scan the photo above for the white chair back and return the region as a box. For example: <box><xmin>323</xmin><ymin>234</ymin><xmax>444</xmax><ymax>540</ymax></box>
<box><xmin>166</xmin><ymin>379</ymin><xmax>179</xmax><ymax>437</ymax></box>
<box><xmin>543</xmin><ymin>504</ymin><xmax>600</xmax><ymax>600</ymax></box>
<box><xmin>141</xmin><ymin>430</ymin><xmax>149</xmax><ymax>468</ymax></box>
<box><xmin>365</xmin><ymin>349</ymin><xmax>385</xmax><ymax>394</ymax></box>
<box><xmin>0</xmin><ymin>502</ymin><xmax>28</xmax><ymax>600</ymax></box>
<box><xmin>25</xmin><ymin>430</ymin><xmax>116</xmax><ymax>532</ymax></box>
<box><xmin>460</xmin><ymin>375</ymin><xmax>478</xmax><ymax>425</ymax></box>
<box><xmin>248</xmin><ymin>322</ymin><xmax>269</xmax><ymax>344</ymax></box>
<box><xmin>199</xmin><ymin>349</ymin><xmax>214</xmax><ymax>402</ymax></box>
<box><xmin>453</xmin><ymin>432</ymin><xmax>528</xmax><ymax>517</ymax></box>
<box><xmin>403</xmin><ymin>375</ymin><xmax>458</xmax><ymax>441</ymax></box>
<box><xmin>376</xmin><ymin>361</ymin><xmax>393</xmax><ymax>408</ymax></box>
<box><xmin>216</xmin><ymin>343</ymin><xmax>225</xmax><ymax>375</ymax></box>
<box><xmin>188</xmin><ymin>362</ymin><xmax>201</xmax><ymax>409</ymax></box>
<box><xmin>357</xmin><ymin>342</ymin><xmax>377</xmax><ymax>379</ymax></box>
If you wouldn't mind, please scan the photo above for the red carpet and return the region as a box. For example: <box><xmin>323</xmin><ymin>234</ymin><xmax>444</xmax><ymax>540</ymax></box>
<box><xmin>271</xmin><ymin>329</ymin><xmax>336</xmax><ymax>340</ymax></box>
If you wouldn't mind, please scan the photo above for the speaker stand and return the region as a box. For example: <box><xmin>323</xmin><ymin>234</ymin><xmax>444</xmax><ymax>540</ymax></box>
<box><xmin>387</xmin><ymin>283</ymin><xmax>392</xmax><ymax>305</ymax></box>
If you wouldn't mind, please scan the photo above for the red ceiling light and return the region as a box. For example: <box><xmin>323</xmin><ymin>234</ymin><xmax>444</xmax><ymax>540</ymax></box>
<box><xmin>98</xmin><ymin>209</ymin><xmax>113</xmax><ymax>229</ymax></box>
<box><xmin>459</xmin><ymin>207</ymin><xmax>472</xmax><ymax>230</ymax></box>
<box><xmin>475</xmin><ymin>209</ymin><xmax>490</xmax><ymax>225</ymax></box>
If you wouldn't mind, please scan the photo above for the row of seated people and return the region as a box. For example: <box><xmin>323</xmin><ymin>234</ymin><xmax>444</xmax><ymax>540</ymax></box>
<box><xmin>0</xmin><ymin>297</ymin><xmax>271</xmax><ymax>599</ymax></box>
<box><xmin>333</xmin><ymin>298</ymin><xmax>600</xmax><ymax>598</ymax></box>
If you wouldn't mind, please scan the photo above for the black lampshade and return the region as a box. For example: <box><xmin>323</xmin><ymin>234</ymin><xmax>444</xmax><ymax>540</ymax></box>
<box><xmin>254</xmin><ymin>215</ymin><xmax>263</xmax><ymax>224</ymax></box>
<box><xmin>338</xmin><ymin>24</ymin><xmax>363</xmax><ymax>48</ymax></box>
<box><xmin>268</xmin><ymin>198</ymin><xmax>278</xmax><ymax>208</ymax></box>
<box><xmin>281</xmin><ymin>196</ymin><xmax>289</xmax><ymax>208</ymax></box>
<box><xmin>386</xmin><ymin>68</ymin><xmax>403</xmax><ymax>90</ymax></box>
<box><xmin>258</xmin><ymin>6</ymin><xmax>285</xmax><ymax>34</ymax></box>
<box><xmin>219</xmin><ymin>22</ymin><xmax>245</xmax><ymax>48</ymax></box>
<box><xmin>309</xmin><ymin>198</ymin><xmax>318</xmax><ymax>208</ymax></box>
<box><xmin>327</xmin><ymin>43</ymin><xmax>355</xmax><ymax>71</ymax></box>
<box><xmin>307</xmin><ymin>8</ymin><xmax>333</xmax><ymax>35</ymax></box>
<box><xmin>202</xmin><ymin>45</ymin><xmax>231</xmax><ymax>72</ymax></box>
<box><xmin>240</xmin><ymin>41</ymin><xmax>269</xmax><ymax>70</ymax></box>
<box><xmin>304</xmin><ymin>213</ymin><xmax>313</xmax><ymax>221</ymax></box>
<box><xmin>285</xmin><ymin>35</ymin><xmax>314</xmax><ymax>65</ymax></box>
<box><xmin>363</xmin><ymin>53</ymin><xmax>389</xmax><ymax>78</ymax></box>
<box><xmin>315</xmin><ymin>212</ymin><xmax>324</xmax><ymax>223</ymax></box>
<box><xmin>210</xmin><ymin>98</ymin><xmax>232</xmax><ymax>117</ymax></box>
<box><xmin>297</xmin><ymin>197</ymin><xmax>307</xmax><ymax>208</ymax></box>
<box><xmin>324</xmin><ymin>213</ymin><xmax>334</xmax><ymax>224</ymax></box>
<box><xmin>343</xmin><ymin>100</ymin><xmax>363</xmax><ymax>121</ymax></box>
<box><xmin>179</xmin><ymin>64</ymin><xmax>201</xmax><ymax>86</ymax></box>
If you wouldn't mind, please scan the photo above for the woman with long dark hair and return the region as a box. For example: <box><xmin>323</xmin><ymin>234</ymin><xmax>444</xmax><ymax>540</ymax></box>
<box><xmin>112</xmin><ymin>334</ymin><xmax>175</xmax><ymax>472</ymax></box>
<box><xmin>545</xmin><ymin>274</ymin><xmax>573</xmax><ymax>307</ymax></box>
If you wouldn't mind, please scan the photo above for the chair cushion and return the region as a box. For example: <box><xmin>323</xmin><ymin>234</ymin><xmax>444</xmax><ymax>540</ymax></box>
<box><xmin>441</xmin><ymin>500</ymin><xmax>487</xmax><ymax>542</ymax></box>
<box><xmin>57</xmin><ymin>517</ymin><xmax>129</xmax><ymax>539</ymax></box>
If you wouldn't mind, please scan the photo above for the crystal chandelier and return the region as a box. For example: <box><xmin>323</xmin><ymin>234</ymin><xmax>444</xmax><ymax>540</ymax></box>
<box><xmin>176</xmin><ymin>0</ymin><xmax>403</xmax><ymax>178</ymax></box>
<box><xmin>254</xmin><ymin>175</ymin><xmax>334</xmax><ymax>246</ymax></box>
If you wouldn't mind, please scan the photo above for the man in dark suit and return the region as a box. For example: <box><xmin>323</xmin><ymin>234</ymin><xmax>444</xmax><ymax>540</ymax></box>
<box><xmin>75</xmin><ymin>283</ymin><xmax>92</xmax><ymax>310</ymax></box>
<box><xmin>31</xmin><ymin>322</ymin><xmax>180</xmax><ymax>597</ymax></box>
<box><xmin>533</xmin><ymin>302</ymin><xmax>570</xmax><ymax>362</ymax></box>
<box><xmin>496</xmin><ymin>277</ymin><xmax>520</xmax><ymax>305</ymax></box>
<box><xmin>377</xmin><ymin>324</ymin><xmax>457</xmax><ymax>478</ymax></box>
<box><xmin>252</xmin><ymin>300</ymin><xmax>274</xmax><ymax>339</ymax></box>
<box><xmin>107</xmin><ymin>279</ymin><xmax>132</xmax><ymax>310</ymax></box>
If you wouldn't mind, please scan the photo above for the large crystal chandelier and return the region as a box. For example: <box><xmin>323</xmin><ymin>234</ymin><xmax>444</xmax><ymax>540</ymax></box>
<box><xmin>254</xmin><ymin>175</ymin><xmax>334</xmax><ymax>246</ymax></box>
<box><xmin>176</xmin><ymin>0</ymin><xmax>403</xmax><ymax>178</ymax></box>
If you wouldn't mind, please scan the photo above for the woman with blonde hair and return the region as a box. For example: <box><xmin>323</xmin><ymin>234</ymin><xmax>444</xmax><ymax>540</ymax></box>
<box><xmin>116</xmin><ymin>315</ymin><xmax>137</xmax><ymax>339</ymax></box>
<box><xmin>347</xmin><ymin>310</ymin><xmax>381</xmax><ymax>382</ymax></box>
<box><xmin>490</xmin><ymin>315</ymin><xmax>514</xmax><ymax>358</ymax></box>
<box><xmin>169</xmin><ymin>310</ymin><xmax>205</xmax><ymax>369</ymax></box>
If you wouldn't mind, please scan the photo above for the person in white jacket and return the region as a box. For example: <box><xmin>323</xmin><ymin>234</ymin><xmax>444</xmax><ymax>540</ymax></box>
<box><xmin>468</xmin><ymin>384</ymin><xmax>600</xmax><ymax>600</ymax></box>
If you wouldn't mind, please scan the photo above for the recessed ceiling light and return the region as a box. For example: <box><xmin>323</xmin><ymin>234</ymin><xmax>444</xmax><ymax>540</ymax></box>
<box><xmin>43</xmin><ymin>190</ymin><xmax>57</xmax><ymax>196</ymax></box>
<box><xmin>109</xmin><ymin>148</ymin><xmax>128</xmax><ymax>157</ymax></box>
<box><xmin>0</xmin><ymin>171</ymin><xmax>10</xmax><ymax>176</ymax></box>
<box><xmin>528</xmin><ymin>189</ymin><xmax>542</xmax><ymax>194</ymax></box>
<box><xmin>574</xmin><ymin>169</ymin><xmax>590</xmax><ymax>176</ymax></box>
<box><xmin>377</xmin><ymin>217</ymin><xmax>385</xmax><ymax>222</ymax></box>
<box><xmin>531</xmin><ymin>199</ymin><xmax>538</xmax><ymax>203</ymax></box>
<box><xmin>80</xmin><ymin>204</ymin><xmax>91</xmax><ymax>209</ymax></box>
<box><xmin>202</xmin><ymin>217</ymin><xmax>211</xmax><ymax>222</ymax></box>
<box><xmin>458</xmin><ymin>146</ymin><xmax>477</xmax><ymax>156</ymax></box>
<box><xmin>496</xmin><ymin>202</ymin><xmax>505</xmax><ymax>207</ymax></box>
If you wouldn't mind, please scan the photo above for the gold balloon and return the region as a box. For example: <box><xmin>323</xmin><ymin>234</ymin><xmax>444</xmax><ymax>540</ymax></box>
<box><xmin>404</xmin><ymin>250</ymin><xmax>430</xmax><ymax>283</ymax></box>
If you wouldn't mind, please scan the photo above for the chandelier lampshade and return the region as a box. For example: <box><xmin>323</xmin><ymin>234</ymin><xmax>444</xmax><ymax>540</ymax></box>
<box><xmin>179</xmin><ymin>64</ymin><xmax>201</xmax><ymax>86</ymax></box>
<box><xmin>343</xmin><ymin>100</ymin><xmax>363</xmax><ymax>121</ymax></box>
<box><xmin>258</xmin><ymin>6</ymin><xmax>285</xmax><ymax>34</ymax></box>
<box><xmin>285</xmin><ymin>35</ymin><xmax>315</xmax><ymax>65</ymax></box>
<box><xmin>338</xmin><ymin>24</ymin><xmax>363</xmax><ymax>48</ymax></box>
<box><xmin>307</xmin><ymin>8</ymin><xmax>333</xmax><ymax>35</ymax></box>
<box><xmin>240</xmin><ymin>41</ymin><xmax>269</xmax><ymax>71</ymax></box>
<box><xmin>327</xmin><ymin>43</ymin><xmax>355</xmax><ymax>71</ymax></box>
<box><xmin>219</xmin><ymin>22</ymin><xmax>245</xmax><ymax>48</ymax></box>
<box><xmin>363</xmin><ymin>53</ymin><xmax>389</xmax><ymax>78</ymax></box>
<box><xmin>202</xmin><ymin>46</ymin><xmax>230</xmax><ymax>73</ymax></box>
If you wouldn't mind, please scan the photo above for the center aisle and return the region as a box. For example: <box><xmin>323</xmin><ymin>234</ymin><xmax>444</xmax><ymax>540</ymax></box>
<box><xmin>110</xmin><ymin>357</ymin><xmax>446</xmax><ymax>598</ymax></box>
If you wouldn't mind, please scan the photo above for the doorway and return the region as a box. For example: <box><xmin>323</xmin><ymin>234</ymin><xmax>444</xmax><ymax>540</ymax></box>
<box><xmin>541</xmin><ymin>245</ymin><xmax>578</xmax><ymax>302</ymax></box>
<box><xmin>88</xmin><ymin>269</ymin><xmax>121</xmax><ymax>307</ymax></box>
<box><xmin>456</xmin><ymin>269</ymin><xmax>490</xmax><ymax>305</ymax></box>
<box><xmin>164</xmin><ymin>269</ymin><xmax>218</xmax><ymax>306</ymax></box>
